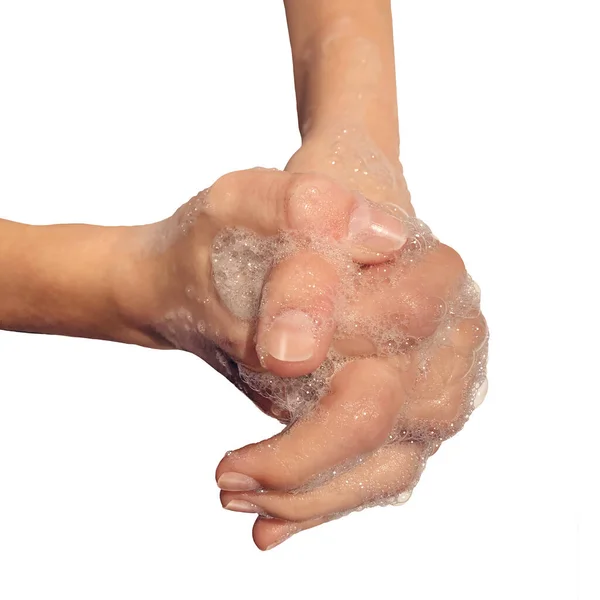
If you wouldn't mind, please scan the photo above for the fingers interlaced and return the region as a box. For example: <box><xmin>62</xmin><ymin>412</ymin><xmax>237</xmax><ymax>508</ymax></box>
<box><xmin>204</xmin><ymin>168</ymin><xmax>488</xmax><ymax>548</ymax></box>
<box><xmin>216</xmin><ymin>359</ymin><xmax>404</xmax><ymax>491</ymax></box>
<box><xmin>205</xmin><ymin>168</ymin><xmax>416</xmax><ymax>374</ymax></box>
<box><xmin>216</xmin><ymin>307</ymin><xmax>487</xmax><ymax>547</ymax></box>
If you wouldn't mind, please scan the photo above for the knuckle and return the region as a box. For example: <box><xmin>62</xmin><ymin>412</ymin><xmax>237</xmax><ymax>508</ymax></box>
<box><xmin>406</xmin><ymin>355</ymin><xmax>472</xmax><ymax>436</ymax></box>
<box><xmin>349</xmin><ymin>407</ymin><xmax>395</xmax><ymax>451</ymax></box>
<box><xmin>400</xmin><ymin>293</ymin><xmax>446</xmax><ymax>338</ymax></box>
<box><xmin>409</xmin><ymin>384</ymin><xmax>468</xmax><ymax>441</ymax></box>
<box><xmin>267</xmin><ymin>252</ymin><xmax>338</xmax><ymax>310</ymax></box>
<box><xmin>429</xmin><ymin>385</ymin><xmax>466</xmax><ymax>425</ymax></box>
<box><xmin>444</xmin><ymin>314</ymin><xmax>489</xmax><ymax>353</ymax></box>
<box><xmin>210</xmin><ymin>171</ymin><xmax>239</xmax><ymax>198</ymax></box>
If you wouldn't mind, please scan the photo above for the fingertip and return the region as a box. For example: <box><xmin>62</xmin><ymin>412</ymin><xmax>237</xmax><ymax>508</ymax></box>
<box><xmin>253</xmin><ymin>517</ymin><xmax>294</xmax><ymax>551</ymax></box>
<box><xmin>216</xmin><ymin>448</ymin><xmax>263</xmax><ymax>492</ymax></box>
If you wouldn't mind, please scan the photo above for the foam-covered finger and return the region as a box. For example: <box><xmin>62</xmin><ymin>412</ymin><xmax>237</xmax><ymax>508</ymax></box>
<box><xmin>220</xmin><ymin>441</ymin><xmax>425</xmax><ymax>522</ymax></box>
<box><xmin>216</xmin><ymin>359</ymin><xmax>403</xmax><ymax>491</ymax></box>
<box><xmin>202</xmin><ymin>168</ymin><xmax>295</xmax><ymax>235</ymax></box>
<box><xmin>402</xmin><ymin>314</ymin><xmax>489</xmax><ymax>435</ymax></box>
<box><xmin>286</xmin><ymin>176</ymin><xmax>409</xmax><ymax>263</ymax></box>
<box><xmin>206</xmin><ymin>170</ymin><xmax>408</xmax><ymax>262</ymax></box>
<box><xmin>342</xmin><ymin>243</ymin><xmax>468</xmax><ymax>342</ymax></box>
<box><xmin>255</xmin><ymin>252</ymin><xmax>338</xmax><ymax>377</ymax></box>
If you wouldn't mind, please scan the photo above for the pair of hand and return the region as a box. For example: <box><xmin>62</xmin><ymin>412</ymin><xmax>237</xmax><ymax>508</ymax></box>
<box><xmin>120</xmin><ymin>128</ymin><xmax>488</xmax><ymax>550</ymax></box>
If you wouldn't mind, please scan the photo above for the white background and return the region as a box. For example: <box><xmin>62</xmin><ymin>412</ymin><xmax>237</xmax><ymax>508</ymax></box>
<box><xmin>0</xmin><ymin>1</ymin><xmax>597</xmax><ymax>599</ymax></box>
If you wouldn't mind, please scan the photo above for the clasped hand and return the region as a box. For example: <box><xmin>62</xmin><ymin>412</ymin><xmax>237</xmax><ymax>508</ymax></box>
<box><xmin>126</xmin><ymin>132</ymin><xmax>488</xmax><ymax>550</ymax></box>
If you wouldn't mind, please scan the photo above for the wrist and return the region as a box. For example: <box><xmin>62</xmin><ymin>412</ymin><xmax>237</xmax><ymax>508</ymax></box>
<box><xmin>109</xmin><ymin>221</ymin><xmax>179</xmax><ymax>350</ymax></box>
<box><xmin>287</xmin><ymin>1</ymin><xmax>399</xmax><ymax>161</ymax></box>
<box><xmin>110</xmin><ymin>204</ymin><xmax>216</xmax><ymax>354</ymax></box>
<box><xmin>288</xmin><ymin>133</ymin><xmax>413</xmax><ymax>214</ymax></box>
<box><xmin>0</xmin><ymin>220</ymin><xmax>154</xmax><ymax>345</ymax></box>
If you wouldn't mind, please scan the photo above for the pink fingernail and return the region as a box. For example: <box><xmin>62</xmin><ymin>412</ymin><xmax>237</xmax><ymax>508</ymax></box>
<box><xmin>224</xmin><ymin>500</ymin><xmax>260</xmax><ymax>514</ymax></box>
<box><xmin>264</xmin><ymin>310</ymin><xmax>316</xmax><ymax>362</ymax></box>
<box><xmin>348</xmin><ymin>194</ymin><xmax>407</xmax><ymax>253</ymax></box>
<box><xmin>217</xmin><ymin>472</ymin><xmax>261</xmax><ymax>491</ymax></box>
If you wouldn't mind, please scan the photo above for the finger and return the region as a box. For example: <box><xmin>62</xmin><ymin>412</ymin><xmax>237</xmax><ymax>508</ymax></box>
<box><xmin>402</xmin><ymin>313</ymin><xmax>489</xmax><ymax>436</ymax></box>
<box><xmin>216</xmin><ymin>358</ymin><xmax>404</xmax><ymax>491</ymax></box>
<box><xmin>252</xmin><ymin>515</ymin><xmax>330</xmax><ymax>551</ymax></box>
<box><xmin>336</xmin><ymin>243</ymin><xmax>468</xmax><ymax>344</ymax></box>
<box><xmin>204</xmin><ymin>169</ymin><xmax>409</xmax><ymax>262</ymax></box>
<box><xmin>252</xmin><ymin>491</ymin><xmax>413</xmax><ymax>550</ymax></box>
<box><xmin>254</xmin><ymin>251</ymin><xmax>338</xmax><ymax>377</ymax></box>
<box><xmin>220</xmin><ymin>441</ymin><xmax>425</xmax><ymax>522</ymax></box>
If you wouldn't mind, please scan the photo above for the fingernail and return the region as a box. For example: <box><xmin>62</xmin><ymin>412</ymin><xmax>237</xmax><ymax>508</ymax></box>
<box><xmin>224</xmin><ymin>500</ymin><xmax>260</xmax><ymax>514</ymax></box>
<box><xmin>348</xmin><ymin>194</ymin><xmax>407</xmax><ymax>253</ymax></box>
<box><xmin>217</xmin><ymin>472</ymin><xmax>261</xmax><ymax>491</ymax></box>
<box><xmin>473</xmin><ymin>377</ymin><xmax>488</xmax><ymax>408</ymax></box>
<box><xmin>264</xmin><ymin>310</ymin><xmax>316</xmax><ymax>362</ymax></box>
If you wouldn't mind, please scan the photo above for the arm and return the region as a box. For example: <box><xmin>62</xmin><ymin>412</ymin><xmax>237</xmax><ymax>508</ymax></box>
<box><xmin>0</xmin><ymin>219</ymin><xmax>159</xmax><ymax>347</ymax></box>
<box><xmin>0</xmin><ymin>1</ymin><xmax>403</xmax><ymax>352</ymax></box>
<box><xmin>285</xmin><ymin>0</ymin><xmax>399</xmax><ymax>163</ymax></box>
<box><xmin>284</xmin><ymin>0</ymin><xmax>413</xmax><ymax>214</ymax></box>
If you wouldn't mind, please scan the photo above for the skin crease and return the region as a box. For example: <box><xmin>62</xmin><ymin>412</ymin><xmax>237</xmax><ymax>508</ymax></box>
<box><xmin>0</xmin><ymin>0</ymin><xmax>489</xmax><ymax>552</ymax></box>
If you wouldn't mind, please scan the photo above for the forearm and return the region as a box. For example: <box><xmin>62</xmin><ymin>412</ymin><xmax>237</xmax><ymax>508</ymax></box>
<box><xmin>0</xmin><ymin>218</ymin><xmax>159</xmax><ymax>347</ymax></box>
<box><xmin>284</xmin><ymin>0</ymin><xmax>399</xmax><ymax>161</ymax></box>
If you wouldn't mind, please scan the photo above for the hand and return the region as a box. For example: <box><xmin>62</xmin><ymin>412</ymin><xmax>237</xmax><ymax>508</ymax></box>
<box><xmin>214</xmin><ymin>132</ymin><xmax>488</xmax><ymax>550</ymax></box>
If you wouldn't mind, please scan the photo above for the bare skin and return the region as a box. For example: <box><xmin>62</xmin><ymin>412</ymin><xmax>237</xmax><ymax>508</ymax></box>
<box><xmin>0</xmin><ymin>0</ymin><xmax>488</xmax><ymax>551</ymax></box>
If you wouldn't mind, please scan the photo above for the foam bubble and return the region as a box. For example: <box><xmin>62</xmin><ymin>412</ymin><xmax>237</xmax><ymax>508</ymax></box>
<box><xmin>211</xmin><ymin>228</ymin><xmax>274</xmax><ymax>321</ymax></box>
